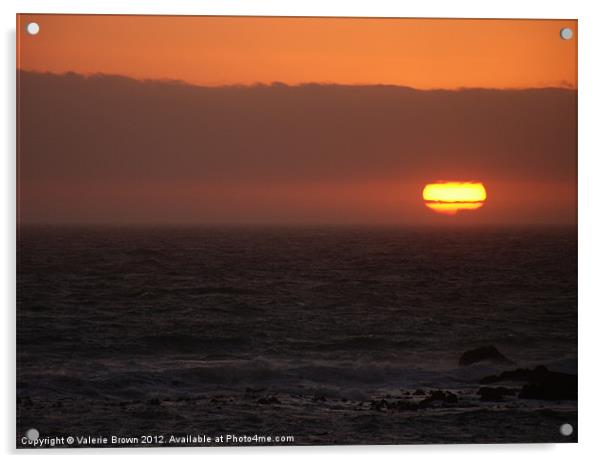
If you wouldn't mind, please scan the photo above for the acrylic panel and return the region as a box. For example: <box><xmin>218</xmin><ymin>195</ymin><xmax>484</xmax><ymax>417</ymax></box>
<box><xmin>16</xmin><ymin>14</ymin><xmax>577</xmax><ymax>447</ymax></box>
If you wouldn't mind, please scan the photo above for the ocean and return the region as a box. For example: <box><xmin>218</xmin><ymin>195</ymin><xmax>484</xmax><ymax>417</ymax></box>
<box><xmin>16</xmin><ymin>225</ymin><xmax>578</xmax><ymax>446</ymax></box>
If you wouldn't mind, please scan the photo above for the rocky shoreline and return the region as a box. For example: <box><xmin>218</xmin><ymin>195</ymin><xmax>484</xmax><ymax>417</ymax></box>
<box><xmin>17</xmin><ymin>345</ymin><xmax>577</xmax><ymax>447</ymax></box>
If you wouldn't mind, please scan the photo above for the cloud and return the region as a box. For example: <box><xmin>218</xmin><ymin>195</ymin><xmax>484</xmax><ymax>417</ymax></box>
<box><xmin>17</xmin><ymin>71</ymin><xmax>576</xmax><ymax>224</ymax></box>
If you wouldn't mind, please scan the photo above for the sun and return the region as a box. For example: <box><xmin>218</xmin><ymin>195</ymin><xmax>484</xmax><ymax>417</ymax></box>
<box><xmin>422</xmin><ymin>182</ymin><xmax>487</xmax><ymax>215</ymax></box>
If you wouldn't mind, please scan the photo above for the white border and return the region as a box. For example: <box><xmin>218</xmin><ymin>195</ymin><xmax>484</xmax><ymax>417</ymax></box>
<box><xmin>0</xmin><ymin>0</ymin><xmax>586</xmax><ymax>18</ymax></box>
<box><xmin>3</xmin><ymin>1</ymin><xmax>602</xmax><ymax>462</ymax></box>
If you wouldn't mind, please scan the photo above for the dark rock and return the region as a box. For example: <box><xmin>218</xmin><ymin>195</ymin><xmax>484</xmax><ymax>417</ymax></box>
<box><xmin>480</xmin><ymin>366</ymin><xmax>542</xmax><ymax>384</ymax></box>
<box><xmin>418</xmin><ymin>398</ymin><xmax>433</xmax><ymax>409</ymax></box>
<box><xmin>414</xmin><ymin>389</ymin><xmax>425</xmax><ymax>396</ymax></box>
<box><xmin>147</xmin><ymin>398</ymin><xmax>161</xmax><ymax>406</ymax></box>
<box><xmin>497</xmin><ymin>386</ymin><xmax>516</xmax><ymax>395</ymax></box>
<box><xmin>479</xmin><ymin>387</ymin><xmax>503</xmax><ymax>402</ymax></box>
<box><xmin>389</xmin><ymin>400</ymin><xmax>419</xmax><ymax>411</ymax></box>
<box><xmin>370</xmin><ymin>399</ymin><xmax>388</xmax><ymax>411</ymax></box>
<box><xmin>479</xmin><ymin>365</ymin><xmax>576</xmax><ymax>401</ymax></box>
<box><xmin>312</xmin><ymin>394</ymin><xmax>326</xmax><ymax>402</ymax></box>
<box><xmin>444</xmin><ymin>392</ymin><xmax>459</xmax><ymax>404</ymax></box>
<box><xmin>429</xmin><ymin>390</ymin><xmax>446</xmax><ymax>401</ymax></box>
<box><xmin>518</xmin><ymin>373</ymin><xmax>577</xmax><ymax>401</ymax></box>
<box><xmin>459</xmin><ymin>345</ymin><xmax>513</xmax><ymax>366</ymax></box>
<box><xmin>478</xmin><ymin>386</ymin><xmax>515</xmax><ymax>402</ymax></box>
<box><xmin>416</xmin><ymin>390</ymin><xmax>458</xmax><ymax>408</ymax></box>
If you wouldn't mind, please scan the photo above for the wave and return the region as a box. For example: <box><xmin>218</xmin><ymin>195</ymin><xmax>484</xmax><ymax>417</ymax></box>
<box><xmin>17</xmin><ymin>357</ymin><xmax>464</xmax><ymax>401</ymax></box>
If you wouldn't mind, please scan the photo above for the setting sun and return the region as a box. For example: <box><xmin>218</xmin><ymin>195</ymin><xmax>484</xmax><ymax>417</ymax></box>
<box><xmin>422</xmin><ymin>182</ymin><xmax>487</xmax><ymax>215</ymax></box>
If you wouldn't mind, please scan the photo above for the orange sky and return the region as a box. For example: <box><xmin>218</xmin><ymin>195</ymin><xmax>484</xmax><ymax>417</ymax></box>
<box><xmin>17</xmin><ymin>15</ymin><xmax>577</xmax><ymax>89</ymax></box>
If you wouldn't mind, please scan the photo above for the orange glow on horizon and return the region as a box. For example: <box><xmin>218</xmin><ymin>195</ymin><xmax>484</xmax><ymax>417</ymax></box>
<box><xmin>422</xmin><ymin>182</ymin><xmax>487</xmax><ymax>215</ymax></box>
